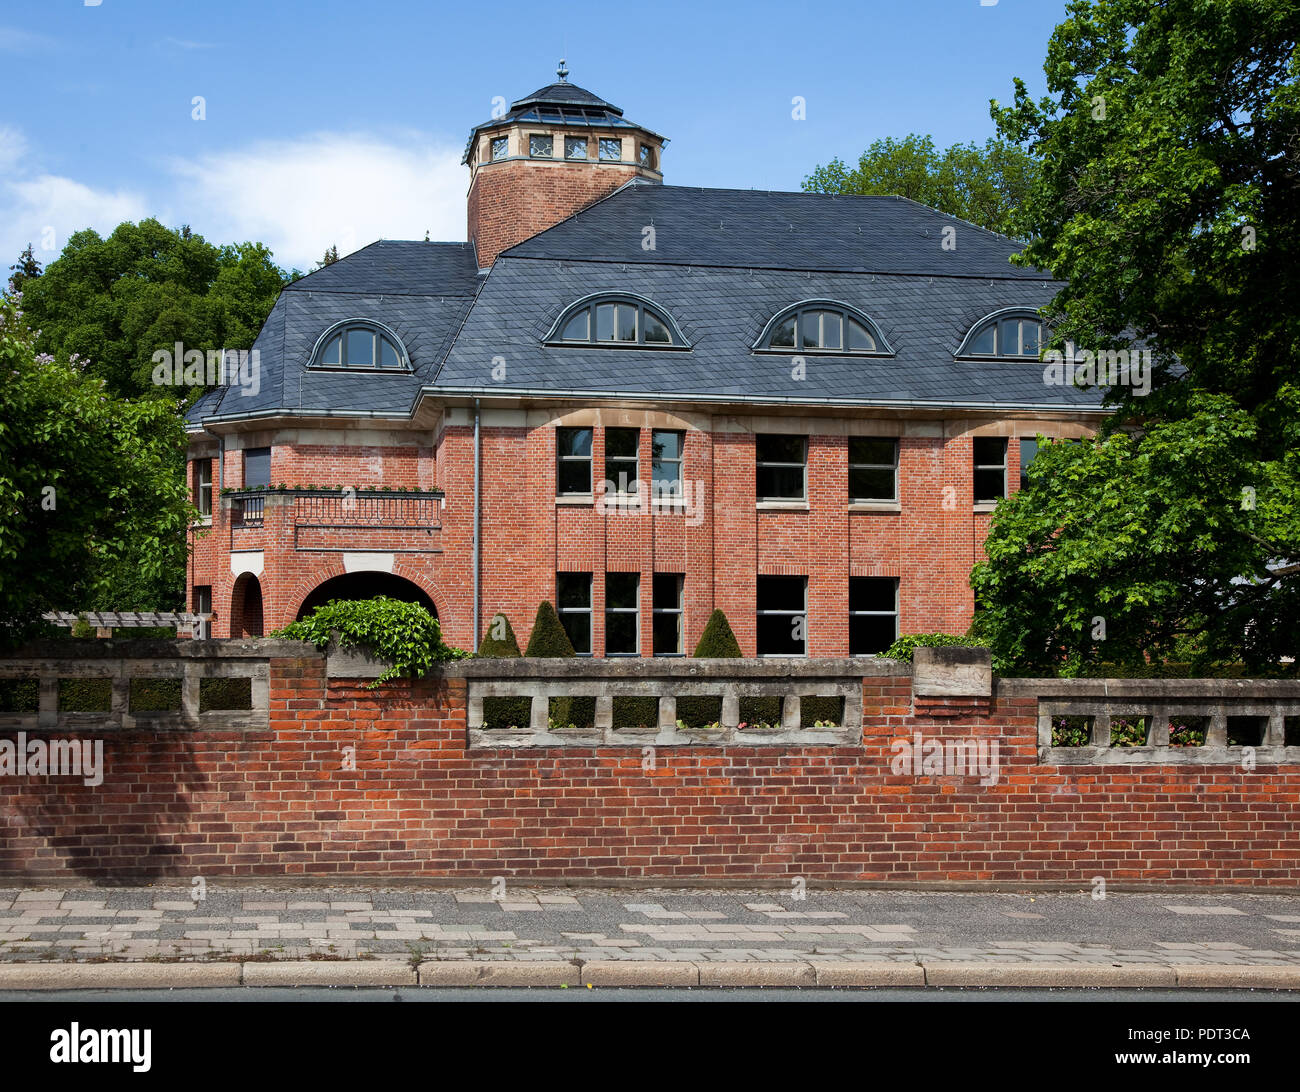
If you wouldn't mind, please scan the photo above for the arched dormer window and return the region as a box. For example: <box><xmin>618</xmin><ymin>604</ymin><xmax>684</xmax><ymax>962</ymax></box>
<box><xmin>310</xmin><ymin>321</ymin><xmax>410</xmax><ymax>370</ymax></box>
<box><xmin>545</xmin><ymin>294</ymin><xmax>690</xmax><ymax>349</ymax></box>
<box><xmin>754</xmin><ymin>301</ymin><xmax>891</xmax><ymax>355</ymax></box>
<box><xmin>956</xmin><ymin>309</ymin><xmax>1045</xmax><ymax>359</ymax></box>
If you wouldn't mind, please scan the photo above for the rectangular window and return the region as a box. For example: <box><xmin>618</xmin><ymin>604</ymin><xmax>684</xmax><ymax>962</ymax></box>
<box><xmin>529</xmin><ymin>133</ymin><xmax>553</xmax><ymax>158</ymax></box>
<box><xmin>557</xmin><ymin>572</ymin><xmax>592</xmax><ymax>655</ymax></box>
<box><xmin>756</xmin><ymin>434</ymin><xmax>806</xmax><ymax>501</ymax></box>
<box><xmin>490</xmin><ymin>135</ymin><xmax>508</xmax><ymax>160</ymax></box>
<box><xmin>193</xmin><ymin>458</ymin><xmax>212</xmax><ymax>517</ymax></box>
<box><xmin>651</xmin><ymin>430</ymin><xmax>683</xmax><ymax>498</ymax></box>
<box><xmin>757</xmin><ymin>575</ymin><xmax>807</xmax><ymax>656</ymax></box>
<box><xmin>605</xmin><ymin>572</ymin><xmax>639</xmax><ymax>656</ymax></box>
<box><xmin>243</xmin><ymin>447</ymin><xmax>271</xmax><ymax>488</ymax></box>
<box><xmin>973</xmin><ymin>438</ymin><xmax>1007</xmax><ymax>503</ymax></box>
<box><xmin>652</xmin><ymin>573</ymin><xmax>683</xmax><ymax>655</ymax></box>
<box><xmin>848</xmin><ymin>438</ymin><xmax>898</xmax><ymax>502</ymax></box>
<box><xmin>639</xmin><ymin>143</ymin><xmax>653</xmax><ymax>168</ymax></box>
<box><xmin>1019</xmin><ymin>438</ymin><xmax>1040</xmax><ymax>490</ymax></box>
<box><xmin>556</xmin><ymin>427</ymin><xmax>592</xmax><ymax>495</ymax></box>
<box><xmin>850</xmin><ymin>577</ymin><xmax>898</xmax><ymax>654</ymax></box>
<box><xmin>192</xmin><ymin>586</ymin><xmax>212</xmax><ymax>615</ymax></box>
<box><xmin>564</xmin><ymin>136</ymin><xmax>587</xmax><ymax>160</ymax></box>
<box><xmin>599</xmin><ymin>137</ymin><xmax>622</xmax><ymax>161</ymax></box>
<box><xmin>604</xmin><ymin>428</ymin><xmax>639</xmax><ymax>495</ymax></box>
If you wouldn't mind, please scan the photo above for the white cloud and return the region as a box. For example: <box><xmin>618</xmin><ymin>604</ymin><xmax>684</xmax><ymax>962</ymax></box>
<box><xmin>167</xmin><ymin>131</ymin><xmax>467</xmax><ymax>270</ymax></box>
<box><xmin>0</xmin><ymin>26</ymin><xmax>54</xmax><ymax>53</ymax></box>
<box><xmin>0</xmin><ymin>126</ymin><xmax>148</xmax><ymax>266</ymax></box>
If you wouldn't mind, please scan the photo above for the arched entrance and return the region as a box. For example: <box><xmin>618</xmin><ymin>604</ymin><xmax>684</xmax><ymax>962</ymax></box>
<box><xmin>231</xmin><ymin>574</ymin><xmax>264</xmax><ymax>637</ymax></box>
<box><xmin>296</xmin><ymin>572</ymin><xmax>436</xmax><ymax>622</ymax></box>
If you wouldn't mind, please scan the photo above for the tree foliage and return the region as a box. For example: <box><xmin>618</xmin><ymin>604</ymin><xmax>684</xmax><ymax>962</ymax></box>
<box><xmin>0</xmin><ymin>288</ymin><xmax>194</xmax><ymax>645</ymax></box>
<box><xmin>8</xmin><ymin>244</ymin><xmax>41</xmax><ymax>293</ymax></box>
<box><xmin>20</xmin><ymin>219</ymin><xmax>294</xmax><ymax>403</ymax></box>
<box><xmin>803</xmin><ymin>133</ymin><xmax>1038</xmax><ymax>237</ymax></box>
<box><xmin>974</xmin><ymin>0</ymin><xmax>1300</xmax><ymax>674</ymax></box>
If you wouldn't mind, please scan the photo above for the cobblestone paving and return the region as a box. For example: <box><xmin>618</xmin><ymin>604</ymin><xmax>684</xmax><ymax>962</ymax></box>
<box><xmin>1</xmin><ymin>887</ymin><xmax>1298</xmax><ymax>965</ymax></box>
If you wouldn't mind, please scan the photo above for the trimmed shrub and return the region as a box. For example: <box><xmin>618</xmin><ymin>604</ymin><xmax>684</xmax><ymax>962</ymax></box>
<box><xmin>58</xmin><ymin>677</ymin><xmax>112</xmax><ymax>712</ymax></box>
<box><xmin>0</xmin><ymin>677</ymin><xmax>38</xmax><ymax>713</ymax></box>
<box><xmin>549</xmin><ymin>694</ymin><xmax>595</xmax><ymax>730</ymax></box>
<box><xmin>800</xmin><ymin>695</ymin><xmax>844</xmax><ymax>727</ymax></box>
<box><xmin>482</xmin><ymin>695</ymin><xmax>532</xmax><ymax>730</ymax></box>
<box><xmin>882</xmin><ymin>633</ymin><xmax>985</xmax><ymax>662</ymax></box>
<box><xmin>692</xmin><ymin>609</ymin><xmax>741</xmax><ymax>657</ymax></box>
<box><xmin>129</xmin><ymin>677</ymin><xmax>182</xmax><ymax>712</ymax></box>
<box><xmin>524</xmin><ymin>601</ymin><xmax>576</xmax><ymax>657</ymax></box>
<box><xmin>199</xmin><ymin>676</ymin><xmax>252</xmax><ymax>711</ymax></box>
<box><xmin>676</xmin><ymin>696</ymin><xmax>723</xmax><ymax>729</ymax></box>
<box><xmin>478</xmin><ymin>612</ymin><xmax>522</xmax><ymax>657</ymax></box>
<box><xmin>613</xmin><ymin>695</ymin><xmax>659</xmax><ymax>730</ymax></box>
<box><xmin>274</xmin><ymin>597</ymin><xmax>468</xmax><ymax>687</ymax></box>
<box><xmin>738</xmin><ymin>696</ymin><xmax>782</xmax><ymax>727</ymax></box>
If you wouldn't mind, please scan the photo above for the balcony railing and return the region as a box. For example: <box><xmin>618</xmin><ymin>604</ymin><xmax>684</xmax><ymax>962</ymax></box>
<box><xmin>225</xmin><ymin>488</ymin><xmax>443</xmax><ymax>552</ymax></box>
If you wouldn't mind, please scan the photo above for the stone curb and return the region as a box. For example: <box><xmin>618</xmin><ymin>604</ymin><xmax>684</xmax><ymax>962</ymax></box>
<box><xmin>241</xmin><ymin>960</ymin><xmax>415</xmax><ymax>987</ymax></box>
<box><xmin>0</xmin><ymin>963</ymin><xmax>243</xmax><ymax>990</ymax></box>
<box><xmin>2</xmin><ymin>960</ymin><xmax>1299</xmax><ymax>990</ymax></box>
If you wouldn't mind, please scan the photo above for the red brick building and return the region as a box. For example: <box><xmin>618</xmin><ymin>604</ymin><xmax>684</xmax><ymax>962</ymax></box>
<box><xmin>185</xmin><ymin>66</ymin><xmax>1106</xmax><ymax>655</ymax></box>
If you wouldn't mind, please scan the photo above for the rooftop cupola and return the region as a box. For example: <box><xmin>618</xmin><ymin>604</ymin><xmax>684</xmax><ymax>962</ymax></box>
<box><xmin>464</xmin><ymin>62</ymin><xmax>667</xmax><ymax>270</ymax></box>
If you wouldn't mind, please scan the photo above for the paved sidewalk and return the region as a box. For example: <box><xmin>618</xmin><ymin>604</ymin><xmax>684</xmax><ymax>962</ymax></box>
<box><xmin>2</xmin><ymin>885</ymin><xmax>1299</xmax><ymax>971</ymax></box>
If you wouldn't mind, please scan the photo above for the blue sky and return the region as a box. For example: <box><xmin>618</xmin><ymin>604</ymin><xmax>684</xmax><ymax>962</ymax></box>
<box><xmin>1</xmin><ymin>0</ymin><xmax>1069</xmax><ymax>271</ymax></box>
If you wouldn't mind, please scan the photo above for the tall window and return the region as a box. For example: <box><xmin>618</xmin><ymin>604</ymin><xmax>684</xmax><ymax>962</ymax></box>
<box><xmin>756</xmin><ymin>435</ymin><xmax>806</xmax><ymax>501</ymax></box>
<box><xmin>850</xmin><ymin>578</ymin><xmax>898</xmax><ymax>654</ymax></box>
<box><xmin>757</xmin><ymin>576</ymin><xmax>807</xmax><ymax>656</ymax></box>
<box><xmin>556</xmin><ymin>427</ymin><xmax>593</xmax><ymax>495</ymax></box>
<box><xmin>1019</xmin><ymin>438</ymin><xmax>1040</xmax><ymax>490</ymax></box>
<box><xmin>639</xmin><ymin>143</ymin><xmax>654</xmax><ymax>168</ymax></box>
<box><xmin>848</xmin><ymin>438</ymin><xmax>898</xmax><ymax>502</ymax></box>
<box><xmin>651</xmin><ymin>430</ymin><xmax>683</xmax><ymax>498</ymax></box>
<box><xmin>243</xmin><ymin>447</ymin><xmax>271</xmax><ymax>488</ymax></box>
<box><xmin>973</xmin><ymin>438</ymin><xmax>1007</xmax><ymax>503</ymax></box>
<box><xmin>192</xmin><ymin>585</ymin><xmax>212</xmax><ymax>615</ymax></box>
<box><xmin>490</xmin><ymin>136</ymin><xmax>508</xmax><ymax>160</ymax></box>
<box><xmin>557</xmin><ymin>573</ymin><xmax>592</xmax><ymax>654</ymax></box>
<box><xmin>605</xmin><ymin>572</ymin><xmax>639</xmax><ymax>655</ymax></box>
<box><xmin>652</xmin><ymin>573</ymin><xmax>683</xmax><ymax>655</ymax></box>
<box><xmin>605</xmin><ymin>428</ymin><xmax>639</xmax><ymax>495</ymax></box>
<box><xmin>193</xmin><ymin>458</ymin><xmax>212</xmax><ymax>517</ymax></box>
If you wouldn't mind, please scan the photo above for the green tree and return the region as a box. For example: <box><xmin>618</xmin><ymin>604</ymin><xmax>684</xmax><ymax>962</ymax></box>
<box><xmin>20</xmin><ymin>219</ymin><xmax>293</xmax><ymax>403</ymax></box>
<box><xmin>8</xmin><ymin>244</ymin><xmax>41</xmax><ymax>293</ymax></box>
<box><xmin>0</xmin><ymin>289</ymin><xmax>195</xmax><ymax>645</ymax></box>
<box><xmin>972</xmin><ymin>0</ymin><xmax>1300</xmax><ymax>674</ymax></box>
<box><xmin>803</xmin><ymin>134</ymin><xmax>1038</xmax><ymax>237</ymax></box>
<box><xmin>317</xmin><ymin>245</ymin><xmax>340</xmax><ymax>269</ymax></box>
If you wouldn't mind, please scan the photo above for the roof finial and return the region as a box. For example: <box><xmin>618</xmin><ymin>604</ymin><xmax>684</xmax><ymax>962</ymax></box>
<box><xmin>557</xmin><ymin>58</ymin><xmax>569</xmax><ymax>82</ymax></box>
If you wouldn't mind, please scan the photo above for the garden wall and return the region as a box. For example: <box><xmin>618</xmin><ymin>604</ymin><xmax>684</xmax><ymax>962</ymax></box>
<box><xmin>1</xmin><ymin>640</ymin><xmax>1299</xmax><ymax>886</ymax></box>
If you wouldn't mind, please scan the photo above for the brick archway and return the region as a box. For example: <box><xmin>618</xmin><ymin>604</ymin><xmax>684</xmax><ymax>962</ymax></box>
<box><xmin>294</xmin><ymin>571</ymin><xmax>437</xmax><ymax>622</ymax></box>
<box><xmin>230</xmin><ymin>573</ymin><xmax>264</xmax><ymax>637</ymax></box>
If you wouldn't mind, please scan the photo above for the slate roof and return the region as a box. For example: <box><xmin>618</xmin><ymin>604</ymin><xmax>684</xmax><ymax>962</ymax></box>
<box><xmin>185</xmin><ymin>241</ymin><xmax>479</xmax><ymax>426</ymax></box>
<box><xmin>187</xmin><ymin>186</ymin><xmax>1107</xmax><ymax>428</ymax></box>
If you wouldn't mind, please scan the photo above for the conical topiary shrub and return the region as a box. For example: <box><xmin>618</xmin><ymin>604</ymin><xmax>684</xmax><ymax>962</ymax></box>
<box><xmin>679</xmin><ymin>608</ymin><xmax>741</xmax><ymax>727</ymax></box>
<box><xmin>524</xmin><ymin>601</ymin><xmax>576</xmax><ymax>657</ymax></box>
<box><xmin>478</xmin><ymin>611</ymin><xmax>529</xmax><ymax>729</ymax></box>
<box><xmin>478</xmin><ymin>611</ymin><xmax>521</xmax><ymax>657</ymax></box>
<box><xmin>524</xmin><ymin>601</ymin><xmax>592</xmax><ymax>729</ymax></box>
<box><xmin>692</xmin><ymin>608</ymin><xmax>742</xmax><ymax>657</ymax></box>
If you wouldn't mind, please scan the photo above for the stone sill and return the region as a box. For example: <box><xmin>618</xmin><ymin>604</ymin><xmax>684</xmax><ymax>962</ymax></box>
<box><xmin>449</xmin><ymin>655</ymin><xmax>906</xmax><ymax>679</ymax></box>
<box><xmin>847</xmin><ymin>503</ymin><xmax>901</xmax><ymax>514</ymax></box>
<box><xmin>756</xmin><ymin>501</ymin><xmax>809</xmax><ymax>511</ymax></box>
<box><xmin>555</xmin><ymin>495</ymin><xmax>593</xmax><ymax>507</ymax></box>
<box><xmin>468</xmin><ymin>726</ymin><xmax>855</xmax><ymax>749</ymax></box>
<box><xmin>1041</xmin><ymin>745</ymin><xmax>1300</xmax><ymax>765</ymax></box>
<box><xmin>972</xmin><ymin>503</ymin><xmax>999</xmax><ymax>514</ymax></box>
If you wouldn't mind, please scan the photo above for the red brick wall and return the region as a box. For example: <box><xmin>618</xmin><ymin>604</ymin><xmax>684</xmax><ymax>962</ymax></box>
<box><xmin>188</xmin><ymin>423</ymin><xmax>1044</xmax><ymax>655</ymax></box>
<box><xmin>3</xmin><ymin>656</ymin><xmax>1297</xmax><ymax>884</ymax></box>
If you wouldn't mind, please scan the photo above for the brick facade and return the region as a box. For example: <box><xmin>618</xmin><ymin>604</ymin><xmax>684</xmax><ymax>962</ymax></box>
<box><xmin>3</xmin><ymin>652</ymin><xmax>1298</xmax><ymax>885</ymax></box>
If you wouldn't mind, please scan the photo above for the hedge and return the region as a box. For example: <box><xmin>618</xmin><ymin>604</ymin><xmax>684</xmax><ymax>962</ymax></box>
<box><xmin>0</xmin><ymin>677</ymin><xmax>38</xmax><ymax>713</ymax></box>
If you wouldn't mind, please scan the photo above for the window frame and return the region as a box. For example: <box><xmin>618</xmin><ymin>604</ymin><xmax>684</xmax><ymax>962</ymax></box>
<box><xmin>973</xmin><ymin>437</ymin><xmax>1008</xmax><ymax>503</ymax></box>
<box><xmin>564</xmin><ymin>135</ymin><xmax>588</xmax><ymax>160</ymax></box>
<box><xmin>193</xmin><ymin>458</ymin><xmax>213</xmax><ymax>518</ymax></box>
<box><xmin>639</xmin><ymin>142</ymin><xmax>654</xmax><ymax>168</ymax></box>
<box><xmin>955</xmin><ymin>308</ymin><xmax>1047</xmax><ymax>360</ymax></box>
<box><xmin>756</xmin><ymin>434</ymin><xmax>808</xmax><ymax>502</ymax></box>
<box><xmin>604</xmin><ymin>572</ymin><xmax>640</xmax><ymax>657</ymax></box>
<box><xmin>598</xmin><ymin>137</ymin><xmax>622</xmax><ymax>161</ymax></box>
<box><xmin>651</xmin><ymin>429</ymin><xmax>684</xmax><ymax>500</ymax></box>
<box><xmin>490</xmin><ymin>135</ymin><xmax>509</xmax><ymax>161</ymax></box>
<box><xmin>604</xmin><ymin>427</ymin><xmax>640</xmax><ymax>496</ymax></box>
<box><xmin>756</xmin><ymin>575</ymin><xmax>808</xmax><ymax>658</ymax></box>
<box><xmin>308</xmin><ymin>320</ymin><xmax>411</xmax><ymax>372</ymax></box>
<box><xmin>1018</xmin><ymin>437</ymin><xmax>1041</xmax><ymax>491</ymax></box>
<box><xmin>556</xmin><ymin>572</ymin><xmax>593</xmax><ymax>656</ymax></box>
<box><xmin>753</xmin><ymin>300</ymin><xmax>893</xmax><ymax>357</ymax></box>
<box><xmin>556</xmin><ymin>427</ymin><xmax>593</xmax><ymax>497</ymax></box>
<box><xmin>192</xmin><ymin>585</ymin><xmax>212</xmax><ymax>616</ymax></box>
<box><xmin>529</xmin><ymin>132</ymin><xmax>554</xmax><ymax>158</ymax></box>
<box><xmin>545</xmin><ymin>293</ymin><xmax>691</xmax><ymax>350</ymax></box>
<box><xmin>848</xmin><ymin>437</ymin><xmax>898</xmax><ymax>503</ymax></box>
<box><xmin>849</xmin><ymin>577</ymin><xmax>898</xmax><ymax>655</ymax></box>
<box><xmin>243</xmin><ymin>447</ymin><xmax>271</xmax><ymax>489</ymax></box>
<box><xmin>651</xmin><ymin>573</ymin><xmax>684</xmax><ymax>656</ymax></box>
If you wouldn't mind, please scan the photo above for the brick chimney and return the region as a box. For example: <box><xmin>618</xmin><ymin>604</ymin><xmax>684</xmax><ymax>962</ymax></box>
<box><xmin>464</xmin><ymin>62</ymin><xmax>666</xmax><ymax>270</ymax></box>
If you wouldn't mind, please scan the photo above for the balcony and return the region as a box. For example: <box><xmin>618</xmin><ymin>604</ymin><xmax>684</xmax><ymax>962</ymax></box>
<box><xmin>225</xmin><ymin>487</ymin><xmax>444</xmax><ymax>553</ymax></box>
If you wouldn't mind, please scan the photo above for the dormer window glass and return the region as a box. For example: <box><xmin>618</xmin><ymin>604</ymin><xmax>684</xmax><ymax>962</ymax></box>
<box><xmin>312</xmin><ymin>323</ymin><xmax>408</xmax><ymax>370</ymax></box>
<box><xmin>757</xmin><ymin>302</ymin><xmax>888</xmax><ymax>355</ymax></box>
<box><xmin>959</xmin><ymin>311</ymin><xmax>1045</xmax><ymax>359</ymax></box>
<box><xmin>550</xmin><ymin>296</ymin><xmax>689</xmax><ymax>349</ymax></box>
